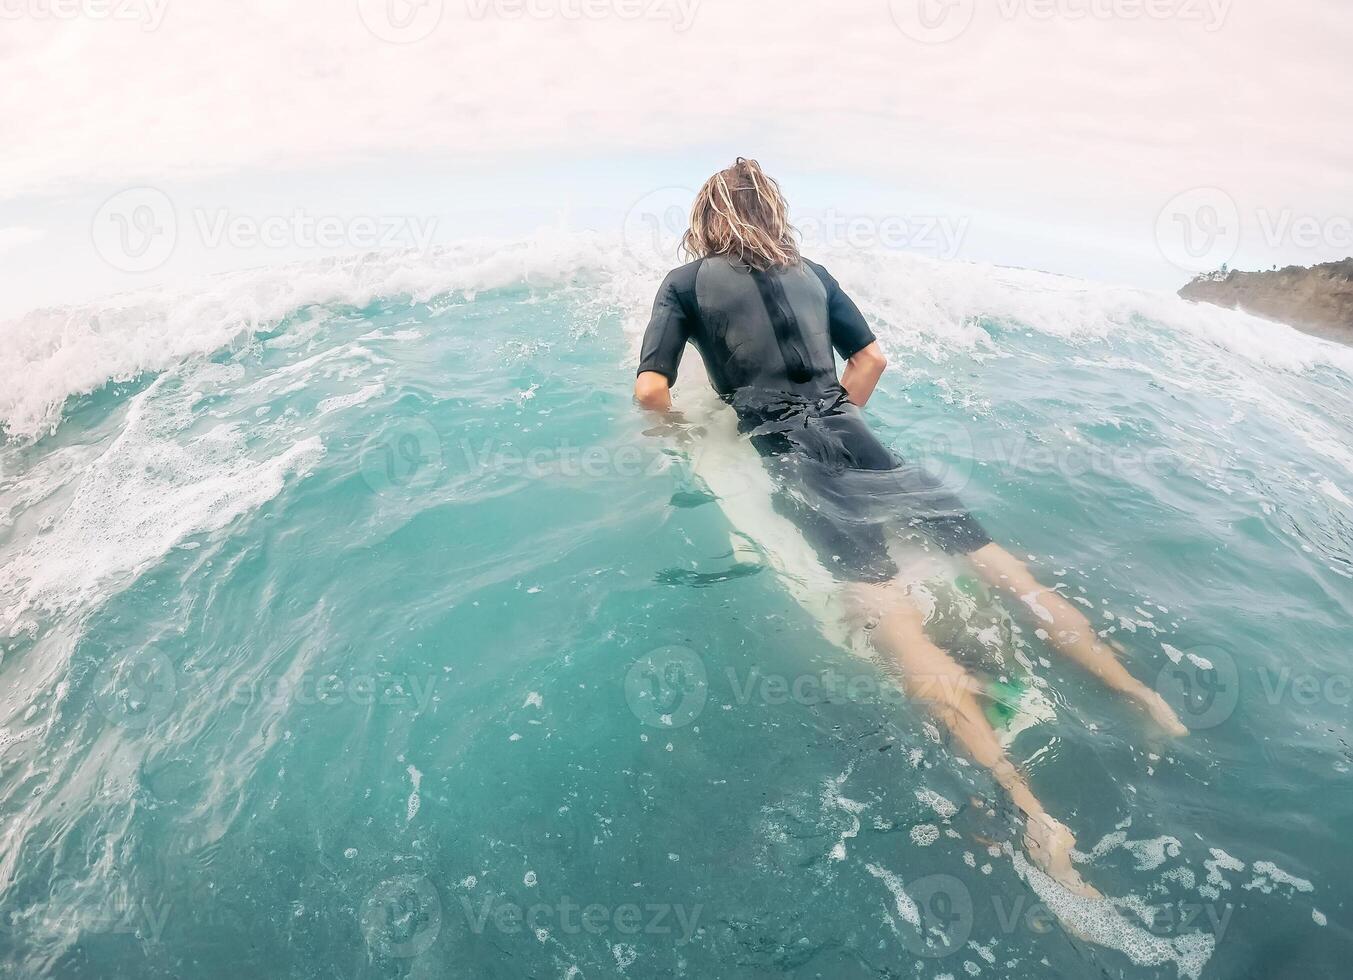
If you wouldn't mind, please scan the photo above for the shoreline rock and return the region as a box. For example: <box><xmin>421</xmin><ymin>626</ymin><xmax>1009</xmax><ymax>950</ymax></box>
<box><xmin>1178</xmin><ymin>259</ymin><xmax>1353</xmax><ymax>344</ymax></box>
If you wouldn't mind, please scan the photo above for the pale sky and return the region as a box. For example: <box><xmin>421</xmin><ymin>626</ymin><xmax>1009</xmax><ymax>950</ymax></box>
<box><xmin>1</xmin><ymin>0</ymin><xmax>1350</xmax><ymax>316</ymax></box>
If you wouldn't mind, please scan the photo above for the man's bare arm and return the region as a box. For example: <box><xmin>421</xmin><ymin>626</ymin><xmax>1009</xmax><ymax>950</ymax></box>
<box><xmin>634</xmin><ymin>371</ymin><xmax>673</xmax><ymax>412</ymax></box>
<box><xmin>840</xmin><ymin>342</ymin><xmax>887</xmax><ymax>407</ymax></box>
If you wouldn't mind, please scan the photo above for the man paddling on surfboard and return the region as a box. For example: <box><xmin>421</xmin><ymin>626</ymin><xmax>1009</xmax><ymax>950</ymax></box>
<box><xmin>633</xmin><ymin>158</ymin><xmax>1188</xmax><ymax>897</ymax></box>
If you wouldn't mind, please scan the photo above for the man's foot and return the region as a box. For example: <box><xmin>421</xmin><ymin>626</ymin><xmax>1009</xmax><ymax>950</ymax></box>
<box><xmin>1135</xmin><ymin>688</ymin><xmax>1190</xmax><ymax>737</ymax></box>
<box><xmin>1024</xmin><ymin>815</ymin><xmax>1101</xmax><ymax>899</ymax></box>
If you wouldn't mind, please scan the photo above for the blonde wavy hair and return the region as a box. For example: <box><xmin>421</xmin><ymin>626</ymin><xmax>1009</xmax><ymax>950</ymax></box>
<box><xmin>681</xmin><ymin>158</ymin><xmax>800</xmax><ymax>271</ymax></box>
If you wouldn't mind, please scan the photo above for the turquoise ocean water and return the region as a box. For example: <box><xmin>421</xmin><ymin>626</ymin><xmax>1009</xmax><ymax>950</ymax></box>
<box><xmin>1</xmin><ymin>239</ymin><xmax>1350</xmax><ymax>978</ymax></box>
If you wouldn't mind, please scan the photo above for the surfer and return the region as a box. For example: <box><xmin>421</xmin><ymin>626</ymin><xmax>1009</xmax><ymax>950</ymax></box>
<box><xmin>633</xmin><ymin>158</ymin><xmax>1188</xmax><ymax>896</ymax></box>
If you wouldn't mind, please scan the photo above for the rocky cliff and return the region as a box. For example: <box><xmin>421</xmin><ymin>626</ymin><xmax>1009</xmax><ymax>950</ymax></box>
<box><xmin>1178</xmin><ymin>258</ymin><xmax>1353</xmax><ymax>343</ymax></box>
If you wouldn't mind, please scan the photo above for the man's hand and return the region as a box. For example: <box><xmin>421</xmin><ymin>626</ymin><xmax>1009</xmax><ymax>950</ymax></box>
<box><xmin>634</xmin><ymin>371</ymin><xmax>673</xmax><ymax>412</ymax></box>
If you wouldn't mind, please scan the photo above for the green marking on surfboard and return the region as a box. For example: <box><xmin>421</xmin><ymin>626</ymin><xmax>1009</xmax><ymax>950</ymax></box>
<box><xmin>985</xmin><ymin>677</ymin><xmax>1029</xmax><ymax>730</ymax></box>
<box><xmin>954</xmin><ymin>573</ymin><xmax>984</xmax><ymax>599</ymax></box>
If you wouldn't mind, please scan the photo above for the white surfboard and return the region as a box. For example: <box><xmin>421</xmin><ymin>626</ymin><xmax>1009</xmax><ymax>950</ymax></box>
<box><xmin>680</xmin><ymin>388</ymin><xmax>1054</xmax><ymax>747</ymax></box>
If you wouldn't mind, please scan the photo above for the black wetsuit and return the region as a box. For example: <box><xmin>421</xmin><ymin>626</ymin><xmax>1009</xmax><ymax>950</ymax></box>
<box><xmin>638</xmin><ymin>255</ymin><xmax>991</xmax><ymax>583</ymax></box>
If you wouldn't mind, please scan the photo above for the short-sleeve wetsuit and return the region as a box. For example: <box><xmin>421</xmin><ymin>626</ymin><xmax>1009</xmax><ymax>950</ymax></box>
<box><xmin>638</xmin><ymin>254</ymin><xmax>990</xmax><ymax>583</ymax></box>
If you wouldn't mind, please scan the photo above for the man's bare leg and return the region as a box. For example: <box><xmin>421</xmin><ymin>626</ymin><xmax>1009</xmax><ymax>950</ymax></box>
<box><xmin>850</xmin><ymin>583</ymin><xmax>1100</xmax><ymax>897</ymax></box>
<box><xmin>966</xmin><ymin>543</ymin><xmax>1188</xmax><ymax>736</ymax></box>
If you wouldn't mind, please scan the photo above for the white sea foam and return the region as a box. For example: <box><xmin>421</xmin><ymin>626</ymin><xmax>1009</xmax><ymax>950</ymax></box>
<box><xmin>1203</xmin><ymin>849</ymin><xmax>1246</xmax><ymax>893</ymax></box>
<box><xmin>317</xmin><ymin>383</ymin><xmax>384</xmax><ymax>417</ymax></box>
<box><xmin>915</xmin><ymin>788</ymin><xmax>959</xmax><ymax>820</ymax></box>
<box><xmin>1012</xmin><ymin>851</ymin><xmax>1215</xmax><ymax>980</ymax></box>
<box><xmin>0</xmin><ymin>370</ymin><xmax>324</xmax><ymax>634</ymax></box>
<box><xmin>864</xmin><ymin>862</ymin><xmax>921</xmax><ymax>928</ymax></box>
<box><xmin>1317</xmin><ymin>479</ymin><xmax>1353</xmax><ymax>508</ymax></box>
<box><xmin>1245</xmin><ymin>860</ymin><xmax>1314</xmax><ymax>894</ymax></box>
<box><xmin>405</xmin><ymin>764</ymin><xmax>422</xmax><ymax>824</ymax></box>
<box><xmin>1085</xmin><ymin>825</ymin><xmax>1183</xmax><ymax>872</ymax></box>
<box><xmin>4</xmin><ymin>233</ymin><xmax>1352</xmax><ymax>444</ymax></box>
<box><xmin>910</xmin><ymin>824</ymin><xmax>941</xmax><ymax>847</ymax></box>
<box><xmin>0</xmin><ymin>234</ymin><xmax>616</xmax><ymax>441</ymax></box>
<box><xmin>822</xmin><ymin>769</ymin><xmax>865</xmax><ymax>862</ymax></box>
